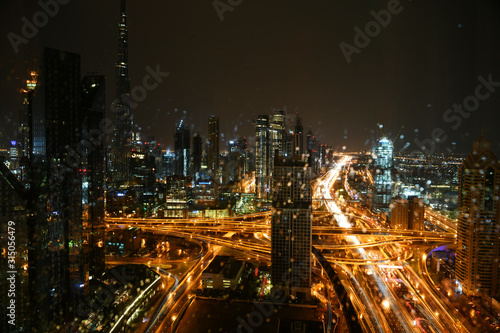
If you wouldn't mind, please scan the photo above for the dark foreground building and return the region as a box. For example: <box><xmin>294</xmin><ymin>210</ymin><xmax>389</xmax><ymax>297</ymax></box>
<box><xmin>271</xmin><ymin>154</ymin><xmax>312</xmax><ymax>301</ymax></box>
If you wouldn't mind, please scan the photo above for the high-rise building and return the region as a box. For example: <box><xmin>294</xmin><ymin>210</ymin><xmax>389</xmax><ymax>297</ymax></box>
<box><xmin>81</xmin><ymin>75</ymin><xmax>106</xmax><ymax>279</ymax></box>
<box><xmin>456</xmin><ymin>136</ymin><xmax>500</xmax><ymax>298</ymax></box>
<box><xmin>17</xmin><ymin>71</ymin><xmax>39</xmax><ymax>185</ymax></box>
<box><xmin>292</xmin><ymin>113</ymin><xmax>304</xmax><ymax>157</ymax></box>
<box><xmin>208</xmin><ymin>116</ymin><xmax>220</xmax><ymax>180</ymax></box>
<box><xmin>237</xmin><ymin>137</ymin><xmax>252</xmax><ymax>175</ymax></box>
<box><xmin>270</xmin><ymin>110</ymin><xmax>286</xmax><ymax>161</ymax></box>
<box><xmin>271</xmin><ymin>154</ymin><xmax>312</xmax><ymax>301</ymax></box>
<box><xmin>306</xmin><ymin>130</ymin><xmax>318</xmax><ymax>173</ymax></box>
<box><xmin>192</xmin><ymin>132</ymin><xmax>203</xmax><ymax>180</ymax></box>
<box><xmin>110</xmin><ymin>0</ymin><xmax>132</xmax><ymax>188</ymax></box>
<box><xmin>162</xmin><ymin>150</ymin><xmax>176</xmax><ymax>178</ymax></box>
<box><xmin>372</xmin><ymin>137</ymin><xmax>393</xmax><ymax>213</ymax></box>
<box><xmin>319</xmin><ymin>144</ymin><xmax>329</xmax><ymax>169</ymax></box>
<box><xmin>255</xmin><ymin>115</ymin><xmax>270</xmax><ymax>199</ymax></box>
<box><xmin>390</xmin><ymin>197</ymin><xmax>424</xmax><ymax>230</ymax></box>
<box><xmin>225</xmin><ymin>137</ymin><xmax>250</xmax><ymax>183</ymax></box>
<box><xmin>31</xmin><ymin>47</ymin><xmax>85</xmax><ymax>331</ymax></box>
<box><xmin>285</xmin><ymin>130</ymin><xmax>294</xmax><ymax>157</ymax></box>
<box><xmin>174</xmin><ymin>120</ymin><xmax>190</xmax><ymax>177</ymax></box>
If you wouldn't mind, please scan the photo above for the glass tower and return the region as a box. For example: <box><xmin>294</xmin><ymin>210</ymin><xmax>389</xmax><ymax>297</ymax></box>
<box><xmin>372</xmin><ymin>137</ymin><xmax>393</xmax><ymax>213</ymax></box>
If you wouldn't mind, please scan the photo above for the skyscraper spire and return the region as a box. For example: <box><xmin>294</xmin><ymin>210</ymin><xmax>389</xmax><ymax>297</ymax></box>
<box><xmin>117</xmin><ymin>0</ymin><xmax>129</xmax><ymax>98</ymax></box>
<box><xmin>111</xmin><ymin>0</ymin><xmax>132</xmax><ymax>187</ymax></box>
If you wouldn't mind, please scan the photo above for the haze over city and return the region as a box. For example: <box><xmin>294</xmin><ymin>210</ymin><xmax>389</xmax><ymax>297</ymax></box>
<box><xmin>0</xmin><ymin>0</ymin><xmax>499</xmax><ymax>153</ymax></box>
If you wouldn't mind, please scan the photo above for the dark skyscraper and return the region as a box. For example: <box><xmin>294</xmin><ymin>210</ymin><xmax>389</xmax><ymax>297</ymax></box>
<box><xmin>174</xmin><ymin>120</ymin><xmax>190</xmax><ymax>177</ymax></box>
<box><xmin>192</xmin><ymin>132</ymin><xmax>203</xmax><ymax>180</ymax></box>
<box><xmin>81</xmin><ymin>74</ymin><xmax>106</xmax><ymax>278</ymax></box>
<box><xmin>271</xmin><ymin>154</ymin><xmax>312</xmax><ymax>301</ymax></box>
<box><xmin>456</xmin><ymin>137</ymin><xmax>500</xmax><ymax>299</ymax></box>
<box><xmin>110</xmin><ymin>0</ymin><xmax>132</xmax><ymax>188</ymax></box>
<box><xmin>208</xmin><ymin>116</ymin><xmax>220</xmax><ymax>180</ymax></box>
<box><xmin>285</xmin><ymin>130</ymin><xmax>294</xmax><ymax>158</ymax></box>
<box><xmin>306</xmin><ymin>130</ymin><xmax>318</xmax><ymax>173</ymax></box>
<box><xmin>31</xmin><ymin>47</ymin><xmax>86</xmax><ymax>331</ymax></box>
<box><xmin>293</xmin><ymin>113</ymin><xmax>304</xmax><ymax>157</ymax></box>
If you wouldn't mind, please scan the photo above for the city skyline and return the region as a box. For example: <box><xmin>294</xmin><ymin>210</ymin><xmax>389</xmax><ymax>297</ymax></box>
<box><xmin>2</xmin><ymin>1</ymin><xmax>500</xmax><ymax>332</ymax></box>
<box><xmin>0</xmin><ymin>0</ymin><xmax>499</xmax><ymax>154</ymax></box>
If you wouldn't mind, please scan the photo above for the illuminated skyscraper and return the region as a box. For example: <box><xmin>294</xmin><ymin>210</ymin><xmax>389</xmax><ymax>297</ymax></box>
<box><xmin>254</xmin><ymin>115</ymin><xmax>269</xmax><ymax>199</ymax></box>
<box><xmin>270</xmin><ymin>110</ymin><xmax>286</xmax><ymax>161</ymax></box>
<box><xmin>372</xmin><ymin>137</ymin><xmax>393</xmax><ymax>213</ymax></box>
<box><xmin>254</xmin><ymin>111</ymin><xmax>288</xmax><ymax>200</ymax></box>
<box><xmin>208</xmin><ymin>116</ymin><xmax>220</xmax><ymax>180</ymax></box>
<box><xmin>271</xmin><ymin>154</ymin><xmax>312</xmax><ymax>301</ymax></box>
<box><xmin>110</xmin><ymin>0</ymin><xmax>132</xmax><ymax>187</ymax></box>
<box><xmin>456</xmin><ymin>136</ymin><xmax>500</xmax><ymax>298</ymax></box>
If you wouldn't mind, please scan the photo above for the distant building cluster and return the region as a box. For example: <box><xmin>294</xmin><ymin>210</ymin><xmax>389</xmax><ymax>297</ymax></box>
<box><xmin>254</xmin><ymin>111</ymin><xmax>330</xmax><ymax>201</ymax></box>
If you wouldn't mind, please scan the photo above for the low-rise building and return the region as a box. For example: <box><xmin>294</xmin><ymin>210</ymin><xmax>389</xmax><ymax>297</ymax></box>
<box><xmin>201</xmin><ymin>256</ymin><xmax>245</xmax><ymax>290</ymax></box>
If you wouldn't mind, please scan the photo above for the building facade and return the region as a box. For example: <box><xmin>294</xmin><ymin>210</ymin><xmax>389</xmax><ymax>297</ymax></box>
<box><xmin>456</xmin><ymin>137</ymin><xmax>500</xmax><ymax>298</ymax></box>
<box><xmin>390</xmin><ymin>197</ymin><xmax>424</xmax><ymax>230</ymax></box>
<box><xmin>271</xmin><ymin>155</ymin><xmax>312</xmax><ymax>301</ymax></box>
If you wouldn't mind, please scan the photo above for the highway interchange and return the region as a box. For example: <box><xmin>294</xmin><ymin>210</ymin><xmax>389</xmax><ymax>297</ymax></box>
<box><xmin>105</xmin><ymin>155</ymin><xmax>470</xmax><ymax>333</ymax></box>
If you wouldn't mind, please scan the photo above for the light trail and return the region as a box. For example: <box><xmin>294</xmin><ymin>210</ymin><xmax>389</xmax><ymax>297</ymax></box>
<box><xmin>108</xmin><ymin>275</ymin><xmax>162</xmax><ymax>333</ymax></box>
<box><xmin>315</xmin><ymin>156</ymin><xmax>413</xmax><ymax>332</ymax></box>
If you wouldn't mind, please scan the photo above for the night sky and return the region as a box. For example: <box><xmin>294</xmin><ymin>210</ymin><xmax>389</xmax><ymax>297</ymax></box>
<box><xmin>1</xmin><ymin>0</ymin><xmax>499</xmax><ymax>155</ymax></box>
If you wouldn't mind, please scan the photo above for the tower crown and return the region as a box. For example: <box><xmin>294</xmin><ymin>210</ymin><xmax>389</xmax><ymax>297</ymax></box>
<box><xmin>472</xmin><ymin>136</ymin><xmax>491</xmax><ymax>155</ymax></box>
